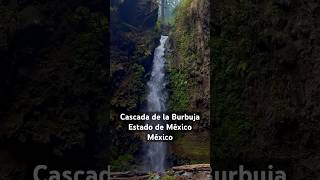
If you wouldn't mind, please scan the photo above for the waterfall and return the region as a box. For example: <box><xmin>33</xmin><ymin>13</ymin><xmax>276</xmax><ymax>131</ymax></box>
<box><xmin>144</xmin><ymin>35</ymin><xmax>169</xmax><ymax>172</ymax></box>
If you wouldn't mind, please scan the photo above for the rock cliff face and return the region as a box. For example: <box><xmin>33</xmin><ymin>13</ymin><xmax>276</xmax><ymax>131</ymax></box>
<box><xmin>211</xmin><ymin>0</ymin><xmax>320</xmax><ymax>179</ymax></box>
<box><xmin>110</xmin><ymin>0</ymin><xmax>160</xmax><ymax>170</ymax></box>
<box><xmin>110</xmin><ymin>0</ymin><xmax>159</xmax><ymax>112</ymax></box>
<box><xmin>168</xmin><ymin>0</ymin><xmax>210</xmax><ymax>125</ymax></box>
<box><xmin>188</xmin><ymin>0</ymin><xmax>210</xmax><ymax>125</ymax></box>
<box><xmin>166</xmin><ymin>0</ymin><xmax>210</xmax><ymax>165</ymax></box>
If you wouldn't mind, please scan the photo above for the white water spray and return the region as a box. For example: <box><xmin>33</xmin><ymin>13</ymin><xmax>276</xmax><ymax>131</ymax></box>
<box><xmin>145</xmin><ymin>35</ymin><xmax>169</xmax><ymax>172</ymax></box>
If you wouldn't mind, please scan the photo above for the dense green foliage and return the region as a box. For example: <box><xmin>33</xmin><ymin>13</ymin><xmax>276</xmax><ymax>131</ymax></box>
<box><xmin>211</xmin><ymin>1</ymin><xmax>320</xmax><ymax>178</ymax></box>
<box><xmin>211</xmin><ymin>0</ymin><xmax>285</xmax><ymax>162</ymax></box>
<box><xmin>166</xmin><ymin>0</ymin><xmax>210</xmax><ymax>165</ymax></box>
<box><xmin>168</xmin><ymin>0</ymin><xmax>209</xmax><ymax>119</ymax></box>
<box><xmin>167</xmin><ymin>0</ymin><xmax>196</xmax><ymax>112</ymax></box>
<box><xmin>0</xmin><ymin>0</ymin><xmax>108</xmax><ymax>179</ymax></box>
<box><xmin>173</xmin><ymin>0</ymin><xmax>195</xmax><ymax>58</ymax></box>
<box><xmin>211</xmin><ymin>37</ymin><xmax>254</xmax><ymax>159</ymax></box>
<box><xmin>168</xmin><ymin>69</ymin><xmax>189</xmax><ymax>111</ymax></box>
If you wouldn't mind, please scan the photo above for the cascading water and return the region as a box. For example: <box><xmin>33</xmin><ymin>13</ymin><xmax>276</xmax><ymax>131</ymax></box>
<box><xmin>144</xmin><ymin>35</ymin><xmax>169</xmax><ymax>172</ymax></box>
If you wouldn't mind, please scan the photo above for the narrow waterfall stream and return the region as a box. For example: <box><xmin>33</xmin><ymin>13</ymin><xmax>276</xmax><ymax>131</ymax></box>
<box><xmin>145</xmin><ymin>35</ymin><xmax>169</xmax><ymax>172</ymax></box>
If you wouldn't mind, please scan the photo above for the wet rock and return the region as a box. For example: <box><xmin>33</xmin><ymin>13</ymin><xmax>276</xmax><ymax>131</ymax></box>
<box><xmin>172</xmin><ymin>164</ymin><xmax>212</xmax><ymax>180</ymax></box>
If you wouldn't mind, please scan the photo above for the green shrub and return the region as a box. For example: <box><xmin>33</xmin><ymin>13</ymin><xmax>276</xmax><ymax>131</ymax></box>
<box><xmin>168</xmin><ymin>68</ymin><xmax>189</xmax><ymax>112</ymax></box>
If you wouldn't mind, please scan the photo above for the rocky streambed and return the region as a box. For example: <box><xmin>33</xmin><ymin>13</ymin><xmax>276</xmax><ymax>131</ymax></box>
<box><xmin>110</xmin><ymin>164</ymin><xmax>211</xmax><ymax>180</ymax></box>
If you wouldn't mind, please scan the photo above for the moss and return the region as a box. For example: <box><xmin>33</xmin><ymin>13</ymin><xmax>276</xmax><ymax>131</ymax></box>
<box><xmin>173</xmin><ymin>132</ymin><xmax>210</xmax><ymax>164</ymax></box>
<box><xmin>173</xmin><ymin>0</ymin><xmax>195</xmax><ymax>59</ymax></box>
<box><xmin>168</xmin><ymin>68</ymin><xmax>189</xmax><ymax>112</ymax></box>
<box><xmin>161</xmin><ymin>175</ymin><xmax>178</xmax><ymax>180</ymax></box>
<box><xmin>166</xmin><ymin>0</ymin><xmax>210</xmax><ymax>164</ymax></box>
<box><xmin>167</xmin><ymin>0</ymin><xmax>199</xmax><ymax>113</ymax></box>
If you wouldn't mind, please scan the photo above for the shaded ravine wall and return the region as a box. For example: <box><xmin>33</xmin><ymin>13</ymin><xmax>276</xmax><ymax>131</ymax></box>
<box><xmin>110</xmin><ymin>0</ymin><xmax>160</xmax><ymax>170</ymax></box>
